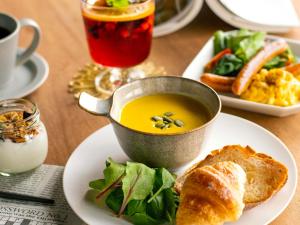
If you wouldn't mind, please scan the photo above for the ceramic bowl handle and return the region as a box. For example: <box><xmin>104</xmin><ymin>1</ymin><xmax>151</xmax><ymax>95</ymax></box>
<box><xmin>78</xmin><ymin>92</ymin><xmax>112</xmax><ymax>116</ymax></box>
<box><xmin>17</xmin><ymin>18</ymin><xmax>41</xmax><ymax>66</ymax></box>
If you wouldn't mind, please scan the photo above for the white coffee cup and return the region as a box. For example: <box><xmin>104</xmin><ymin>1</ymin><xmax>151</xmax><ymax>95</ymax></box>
<box><xmin>0</xmin><ymin>13</ymin><xmax>40</xmax><ymax>88</ymax></box>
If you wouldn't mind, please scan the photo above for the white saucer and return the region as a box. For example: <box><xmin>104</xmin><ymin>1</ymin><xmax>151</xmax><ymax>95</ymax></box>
<box><xmin>63</xmin><ymin>113</ymin><xmax>297</xmax><ymax>225</ymax></box>
<box><xmin>0</xmin><ymin>49</ymin><xmax>49</xmax><ymax>100</ymax></box>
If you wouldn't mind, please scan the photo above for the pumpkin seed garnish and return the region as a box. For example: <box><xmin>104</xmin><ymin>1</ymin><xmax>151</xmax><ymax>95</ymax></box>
<box><xmin>151</xmin><ymin>116</ymin><xmax>163</xmax><ymax>122</ymax></box>
<box><xmin>167</xmin><ymin>123</ymin><xmax>172</xmax><ymax>128</ymax></box>
<box><xmin>174</xmin><ymin>119</ymin><xmax>184</xmax><ymax>127</ymax></box>
<box><xmin>163</xmin><ymin>116</ymin><xmax>173</xmax><ymax>123</ymax></box>
<box><xmin>164</xmin><ymin>112</ymin><xmax>174</xmax><ymax>117</ymax></box>
<box><xmin>162</xmin><ymin>124</ymin><xmax>170</xmax><ymax>129</ymax></box>
<box><xmin>155</xmin><ymin>122</ymin><xmax>165</xmax><ymax>129</ymax></box>
<box><xmin>151</xmin><ymin>112</ymin><xmax>184</xmax><ymax>130</ymax></box>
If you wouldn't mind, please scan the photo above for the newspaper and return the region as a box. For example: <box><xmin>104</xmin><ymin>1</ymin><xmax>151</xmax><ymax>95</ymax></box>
<box><xmin>0</xmin><ymin>165</ymin><xmax>84</xmax><ymax>225</ymax></box>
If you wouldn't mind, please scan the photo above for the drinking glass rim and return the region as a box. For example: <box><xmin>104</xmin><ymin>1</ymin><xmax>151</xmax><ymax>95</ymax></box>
<box><xmin>81</xmin><ymin>0</ymin><xmax>153</xmax><ymax>10</ymax></box>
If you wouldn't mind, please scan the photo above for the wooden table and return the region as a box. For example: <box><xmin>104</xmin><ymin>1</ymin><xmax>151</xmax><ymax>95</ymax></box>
<box><xmin>1</xmin><ymin>0</ymin><xmax>299</xmax><ymax>224</ymax></box>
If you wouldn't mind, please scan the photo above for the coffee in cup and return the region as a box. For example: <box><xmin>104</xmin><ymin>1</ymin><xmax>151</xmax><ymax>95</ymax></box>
<box><xmin>0</xmin><ymin>27</ymin><xmax>10</xmax><ymax>39</ymax></box>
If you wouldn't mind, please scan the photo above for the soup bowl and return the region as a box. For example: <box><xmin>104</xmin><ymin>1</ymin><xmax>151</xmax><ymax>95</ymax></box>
<box><xmin>79</xmin><ymin>76</ymin><xmax>221</xmax><ymax>168</ymax></box>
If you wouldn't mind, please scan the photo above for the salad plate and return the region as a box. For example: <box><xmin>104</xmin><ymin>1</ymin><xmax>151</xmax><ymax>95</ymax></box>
<box><xmin>182</xmin><ymin>34</ymin><xmax>300</xmax><ymax>117</ymax></box>
<box><xmin>63</xmin><ymin>113</ymin><xmax>297</xmax><ymax>225</ymax></box>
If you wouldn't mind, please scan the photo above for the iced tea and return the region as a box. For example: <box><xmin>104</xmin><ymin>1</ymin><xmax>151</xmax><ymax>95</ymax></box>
<box><xmin>82</xmin><ymin>1</ymin><xmax>155</xmax><ymax>68</ymax></box>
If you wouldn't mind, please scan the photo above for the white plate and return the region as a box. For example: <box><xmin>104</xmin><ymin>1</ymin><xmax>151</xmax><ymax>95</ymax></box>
<box><xmin>206</xmin><ymin>0</ymin><xmax>298</xmax><ymax>33</ymax></box>
<box><xmin>63</xmin><ymin>113</ymin><xmax>297</xmax><ymax>225</ymax></box>
<box><xmin>182</xmin><ymin>35</ymin><xmax>300</xmax><ymax>117</ymax></box>
<box><xmin>0</xmin><ymin>49</ymin><xmax>49</xmax><ymax>100</ymax></box>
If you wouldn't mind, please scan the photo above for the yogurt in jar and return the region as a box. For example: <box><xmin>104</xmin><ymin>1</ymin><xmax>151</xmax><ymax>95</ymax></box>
<box><xmin>0</xmin><ymin>99</ymin><xmax>48</xmax><ymax>176</ymax></box>
<box><xmin>0</xmin><ymin>122</ymin><xmax>48</xmax><ymax>174</ymax></box>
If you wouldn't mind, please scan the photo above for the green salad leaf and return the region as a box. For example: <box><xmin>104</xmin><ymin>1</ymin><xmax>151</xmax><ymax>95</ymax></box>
<box><xmin>214</xmin><ymin>29</ymin><xmax>253</xmax><ymax>54</ymax></box>
<box><xmin>125</xmin><ymin>199</ymin><xmax>147</xmax><ymax>216</ymax></box>
<box><xmin>264</xmin><ymin>47</ymin><xmax>296</xmax><ymax>69</ymax></box>
<box><xmin>119</xmin><ymin>162</ymin><xmax>156</xmax><ymax>215</ymax></box>
<box><xmin>263</xmin><ymin>56</ymin><xmax>286</xmax><ymax>69</ymax></box>
<box><xmin>213</xmin><ymin>30</ymin><xmax>227</xmax><ymax>54</ymax></box>
<box><xmin>148</xmin><ymin>168</ymin><xmax>175</xmax><ymax>203</ymax></box>
<box><xmin>106</xmin><ymin>0</ymin><xmax>129</xmax><ymax>8</ymax></box>
<box><xmin>126</xmin><ymin>213</ymin><xmax>163</xmax><ymax>225</ymax></box>
<box><xmin>147</xmin><ymin>192</ymin><xmax>165</xmax><ymax>219</ymax></box>
<box><xmin>164</xmin><ymin>188</ymin><xmax>179</xmax><ymax>222</ymax></box>
<box><xmin>88</xmin><ymin>158</ymin><xmax>179</xmax><ymax>225</ymax></box>
<box><xmin>212</xmin><ymin>54</ymin><xmax>243</xmax><ymax>76</ymax></box>
<box><xmin>234</xmin><ymin>31</ymin><xmax>265</xmax><ymax>62</ymax></box>
<box><xmin>89</xmin><ymin>179</ymin><xmax>106</xmax><ymax>190</ymax></box>
<box><xmin>89</xmin><ymin>158</ymin><xmax>125</xmax><ymax>199</ymax></box>
<box><xmin>106</xmin><ymin>187</ymin><xmax>124</xmax><ymax>213</ymax></box>
<box><xmin>125</xmin><ymin>197</ymin><xmax>167</xmax><ymax>225</ymax></box>
<box><xmin>213</xmin><ymin>29</ymin><xmax>265</xmax><ymax>62</ymax></box>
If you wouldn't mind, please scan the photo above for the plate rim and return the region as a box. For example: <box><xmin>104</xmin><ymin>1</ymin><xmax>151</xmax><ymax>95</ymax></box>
<box><xmin>63</xmin><ymin>113</ymin><xmax>298</xmax><ymax>225</ymax></box>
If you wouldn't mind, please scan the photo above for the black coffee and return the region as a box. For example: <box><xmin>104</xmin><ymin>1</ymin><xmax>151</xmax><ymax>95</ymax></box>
<box><xmin>0</xmin><ymin>27</ymin><xmax>11</xmax><ymax>39</ymax></box>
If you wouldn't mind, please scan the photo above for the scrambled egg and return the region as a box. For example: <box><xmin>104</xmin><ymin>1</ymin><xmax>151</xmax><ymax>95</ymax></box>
<box><xmin>241</xmin><ymin>69</ymin><xmax>300</xmax><ymax>106</ymax></box>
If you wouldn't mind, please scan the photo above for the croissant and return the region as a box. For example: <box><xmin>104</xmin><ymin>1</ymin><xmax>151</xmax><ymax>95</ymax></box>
<box><xmin>176</xmin><ymin>161</ymin><xmax>246</xmax><ymax>225</ymax></box>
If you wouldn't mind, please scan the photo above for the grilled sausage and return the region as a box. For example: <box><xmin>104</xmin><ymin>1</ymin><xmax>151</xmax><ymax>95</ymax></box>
<box><xmin>232</xmin><ymin>40</ymin><xmax>288</xmax><ymax>95</ymax></box>
<box><xmin>200</xmin><ymin>73</ymin><xmax>235</xmax><ymax>92</ymax></box>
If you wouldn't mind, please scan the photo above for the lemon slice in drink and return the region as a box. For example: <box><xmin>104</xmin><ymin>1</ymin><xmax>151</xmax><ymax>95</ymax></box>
<box><xmin>82</xmin><ymin>2</ymin><xmax>155</xmax><ymax>22</ymax></box>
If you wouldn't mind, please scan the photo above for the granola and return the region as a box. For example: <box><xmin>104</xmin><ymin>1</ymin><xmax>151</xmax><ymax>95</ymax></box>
<box><xmin>0</xmin><ymin>111</ymin><xmax>39</xmax><ymax>143</ymax></box>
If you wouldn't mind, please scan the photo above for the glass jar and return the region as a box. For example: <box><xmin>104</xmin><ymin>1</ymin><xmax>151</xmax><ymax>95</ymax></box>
<box><xmin>0</xmin><ymin>99</ymin><xmax>48</xmax><ymax>176</ymax></box>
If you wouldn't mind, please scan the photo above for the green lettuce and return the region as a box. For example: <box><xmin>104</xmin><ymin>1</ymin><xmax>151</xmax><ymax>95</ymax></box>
<box><xmin>213</xmin><ymin>29</ymin><xmax>265</xmax><ymax>62</ymax></box>
<box><xmin>212</xmin><ymin>54</ymin><xmax>243</xmax><ymax>76</ymax></box>
<box><xmin>264</xmin><ymin>47</ymin><xmax>296</xmax><ymax>69</ymax></box>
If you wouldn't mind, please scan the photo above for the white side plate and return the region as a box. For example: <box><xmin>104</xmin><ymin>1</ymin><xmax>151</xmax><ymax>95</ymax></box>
<box><xmin>182</xmin><ymin>35</ymin><xmax>300</xmax><ymax>117</ymax></box>
<box><xmin>63</xmin><ymin>113</ymin><xmax>297</xmax><ymax>225</ymax></box>
<box><xmin>206</xmin><ymin>0</ymin><xmax>299</xmax><ymax>33</ymax></box>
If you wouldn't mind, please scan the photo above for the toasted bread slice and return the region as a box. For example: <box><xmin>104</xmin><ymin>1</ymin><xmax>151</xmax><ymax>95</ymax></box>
<box><xmin>175</xmin><ymin>145</ymin><xmax>288</xmax><ymax>209</ymax></box>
